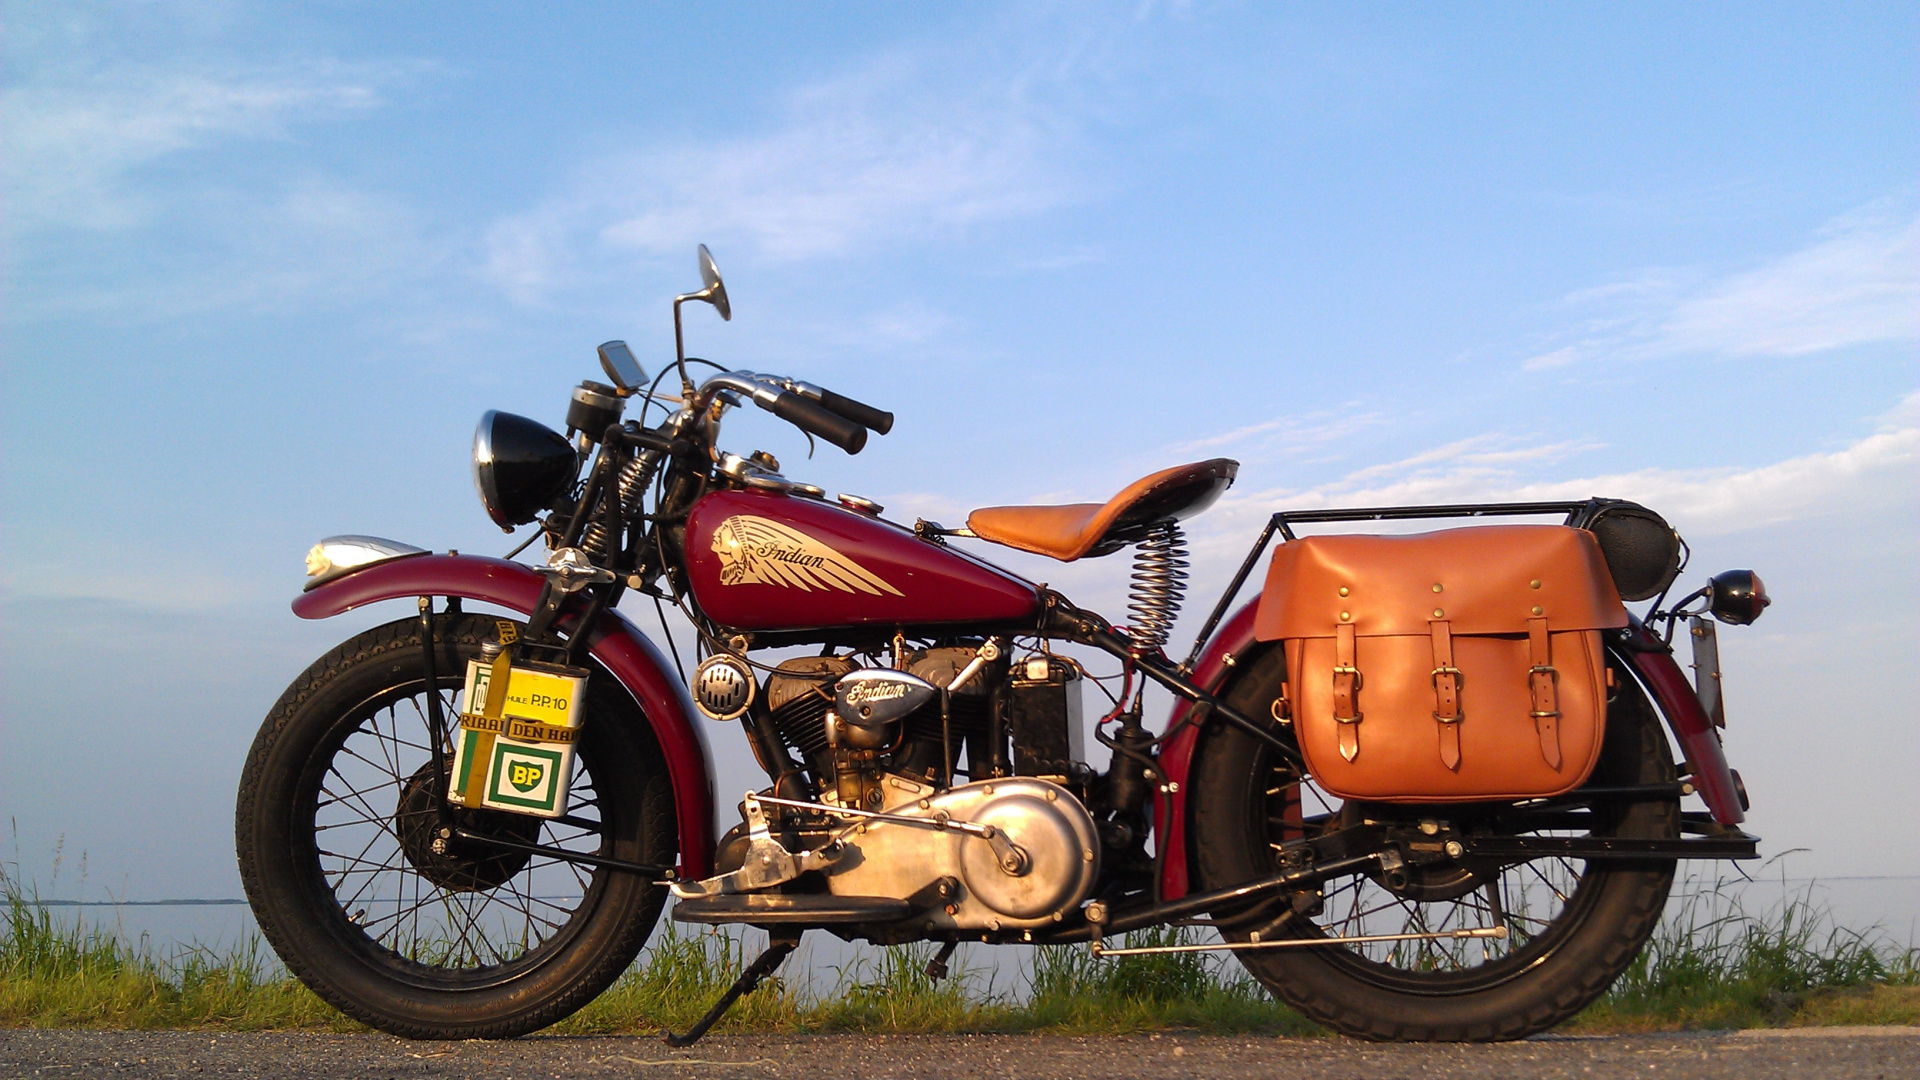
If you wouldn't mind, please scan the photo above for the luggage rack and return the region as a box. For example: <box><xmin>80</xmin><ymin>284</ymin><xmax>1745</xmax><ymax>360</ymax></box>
<box><xmin>1180</xmin><ymin>499</ymin><xmax>1600</xmax><ymax>672</ymax></box>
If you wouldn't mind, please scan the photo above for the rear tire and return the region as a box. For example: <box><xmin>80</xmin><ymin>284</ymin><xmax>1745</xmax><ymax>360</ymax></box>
<box><xmin>236</xmin><ymin>614</ymin><xmax>676</xmax><ymax>1038</ymax></box>
<box><xmin>1189</xmin><ymin>644</ymin><xmax>1677</xmax><ymax>1041</ymax></box>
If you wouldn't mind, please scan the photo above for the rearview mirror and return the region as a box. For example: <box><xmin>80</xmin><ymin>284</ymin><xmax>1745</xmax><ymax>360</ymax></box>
<box><xmin>672</xmin><ymin>244</ymin><xmax>731</xmax><ymax>391</ymax></box>
<box><xmin>597</xmin><ymin>340</ymin><xmax>646</xmax><ymax>391</ymax></box>
<box><xmin>696</xmin><ymin>244</ymin><xmax>730</xmax><ymax>321</ymax></box>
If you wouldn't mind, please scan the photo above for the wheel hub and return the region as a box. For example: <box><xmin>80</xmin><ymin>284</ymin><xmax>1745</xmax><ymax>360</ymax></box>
<box><xmin>394</xmin><ymin>763</ymin><xmax>542</xmax><ymax>892</ymax></box>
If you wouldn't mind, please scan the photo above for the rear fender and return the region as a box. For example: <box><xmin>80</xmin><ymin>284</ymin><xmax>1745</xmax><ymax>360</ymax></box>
<box><xmin>1611</xmin><ymin>617</ymin><xmax>1745</xmax><ymax>825</ymax></box>
<box><xmin>292</xmin><ymin>552</ymin><xmax>717</xmax><ymax>879</ymax></box>
<box><xmin>1153</xmin><ymin>602</ymin><xmax>1261</xmax><ymax>902</ymax></box>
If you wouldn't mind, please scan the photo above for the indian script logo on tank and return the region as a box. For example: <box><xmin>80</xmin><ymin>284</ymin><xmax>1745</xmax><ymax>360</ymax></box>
<box><xmin>710</xmin><ymin>515</ymin><xmax>902</xmax><ymax>596</ymax></box>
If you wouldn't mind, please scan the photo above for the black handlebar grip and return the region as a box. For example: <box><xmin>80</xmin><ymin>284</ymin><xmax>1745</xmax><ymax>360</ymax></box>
<box><xmin>818</xmin><ymin>388</ymin><xmax>894</xmax><ymax>435</ymax></box>
<box><xmin>769</xmin><ymin>392</ymin><xmax>868</xmax><ymax>454</ymax></box>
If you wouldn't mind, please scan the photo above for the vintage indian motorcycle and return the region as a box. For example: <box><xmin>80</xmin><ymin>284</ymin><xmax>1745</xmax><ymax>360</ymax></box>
<box><xmin>237</xmin><ymin>246</ymin><xmax>1767</xmax><ymax>1044</ymax></box>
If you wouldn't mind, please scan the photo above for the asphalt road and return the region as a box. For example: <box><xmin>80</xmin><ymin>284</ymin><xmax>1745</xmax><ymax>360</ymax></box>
<box><xmin>5</xmin><ymin>1028</ymin><xmax>1918</xmax><ymax>1080</ymax></box>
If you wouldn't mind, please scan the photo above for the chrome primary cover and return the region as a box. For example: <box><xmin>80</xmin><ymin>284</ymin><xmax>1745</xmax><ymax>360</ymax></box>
<box><xmin>823</xmin><ymin>777</ymin><xmax>1100</xmax><ymax>933</ymax></box>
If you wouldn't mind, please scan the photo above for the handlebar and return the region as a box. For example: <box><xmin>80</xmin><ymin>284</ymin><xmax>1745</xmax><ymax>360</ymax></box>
<box><xmin>729</xmin><ymin>372</ymin><xmax>894</xmax><ymax>435</ymax></box>
<box><xmin>770</xmin><ymin>393</ymin><xmax>867</xmax><ymax>453</ymax></box>
<box><xmin>814</xmin><ymin>388</ymin><xmax>894</xmax><ymax>435</ymax></box>
<box><xmin>696</xmin><ymin>372</ymin><xmax>871</xmax><ymax>454</ymax></box>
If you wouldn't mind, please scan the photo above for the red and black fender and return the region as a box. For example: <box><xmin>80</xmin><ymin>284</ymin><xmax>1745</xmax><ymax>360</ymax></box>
<box><xmin>292</xmin><ymin>553</ymin><xmax>717</xmax><ymax>880</ymax></box>
<box><xmin>1153</xmin><ymin>603</ymin><xmax>1746</xmax><ymax>901</ymax></box>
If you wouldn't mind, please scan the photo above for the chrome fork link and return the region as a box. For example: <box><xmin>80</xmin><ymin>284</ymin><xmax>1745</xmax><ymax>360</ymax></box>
<box><xmin>1127</xmin><ymin>521</ymin><xmax>1189</xmax><ymax>658</ymax></box>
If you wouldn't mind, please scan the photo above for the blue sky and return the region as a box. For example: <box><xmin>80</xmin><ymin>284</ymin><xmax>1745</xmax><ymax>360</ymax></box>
<box><xmin>2</xmin><ymin>3</ymin><xmax>1914</xmax><ymax>903</ymax></box>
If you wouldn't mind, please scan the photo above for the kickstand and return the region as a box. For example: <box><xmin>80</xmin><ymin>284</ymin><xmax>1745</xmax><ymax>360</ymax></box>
<box><xmin>662</xmin><ymin>934</ymin><xmax>799</xmax><ymax>1048</ymax></box>
<box><xmin>924</xmin><ymin>939</ymin><xmax>958</xmax><ymax>981</ymax></box>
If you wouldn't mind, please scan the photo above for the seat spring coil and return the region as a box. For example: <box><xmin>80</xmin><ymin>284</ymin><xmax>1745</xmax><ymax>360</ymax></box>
<box><xmin>1127</xmin><ymin>521</ymin><xmax>1188</xmax><ymax>656</ymax></box>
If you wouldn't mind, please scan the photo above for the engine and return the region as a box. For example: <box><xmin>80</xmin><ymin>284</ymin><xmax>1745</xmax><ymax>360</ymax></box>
<box><xmin>763</xmin><ymin>646</ymin><xmax>1001</xmax><ymax>810</ymax></box>
<box><xmin>697</xmin><ymin>645</ymin><xmax>1103</xmax><ymax>937</ymax></box>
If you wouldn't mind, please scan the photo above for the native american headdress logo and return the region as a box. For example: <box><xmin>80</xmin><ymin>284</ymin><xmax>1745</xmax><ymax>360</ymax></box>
<box><xmin>709</xmin><ymin>515</ymin><xmax>903</xmax><ymax>596</ymax></box>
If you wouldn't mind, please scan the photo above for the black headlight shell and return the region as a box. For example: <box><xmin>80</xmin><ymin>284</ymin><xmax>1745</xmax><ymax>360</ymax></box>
<box><xmin>473</xmin><ymin>410</ymin><xmax>577</xmax><ymax>530</ymax></box>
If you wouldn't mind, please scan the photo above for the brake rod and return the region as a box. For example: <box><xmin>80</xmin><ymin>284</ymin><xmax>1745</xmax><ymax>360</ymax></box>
<box><xmin>450</xmin><ymin>829</ymin><xmax>677</xmax><ymax>881</ymax></box>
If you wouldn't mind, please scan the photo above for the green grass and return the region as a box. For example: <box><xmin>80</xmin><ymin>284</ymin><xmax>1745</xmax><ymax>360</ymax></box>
<box><xmin>1569</xmin><ymin>872</ymin><xmax>1920</xmax><ymax>1032</ymax></box>
<box><xmin>552</xmin><ymin>923</ymin><xmax>1321</xmax><ymax>1036</ymax></box>
<box><xmin>0</xmin><ymin>885</ymin><xmax>348</xmax><ymax>1031</ymax></box>
<box><xmin>4</xmin><ymin>861</ymin><xmax>1914</xmax><ymax>1035</ymax></box>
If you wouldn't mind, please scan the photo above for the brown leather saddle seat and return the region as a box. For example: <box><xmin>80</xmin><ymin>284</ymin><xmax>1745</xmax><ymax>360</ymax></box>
<box><xmin>966</xmin><ymin>459</ymin><xmax>1239</xmax><ymax>562</ymax></box>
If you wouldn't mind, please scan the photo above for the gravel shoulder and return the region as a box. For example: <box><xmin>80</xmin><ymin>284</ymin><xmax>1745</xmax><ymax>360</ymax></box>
<box><xmin>6</xmin><ymin>1028</ymin><xmax>1920</xmax><ymax>1080</ymax></box>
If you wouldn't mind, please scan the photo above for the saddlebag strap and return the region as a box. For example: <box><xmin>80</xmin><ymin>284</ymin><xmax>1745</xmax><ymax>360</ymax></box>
<box><xmin>1430</xmin><ymin>620</ymin><xmax>1462</xmax><ymax>771</ymax></box>
<box><xmin>1527</xmin><ymin>617</ymin><xmax>1563</xmax><ymax>770</ymax></box>
<box><xmin>1332</xmin><ymin>622</ymin><xmax>1362</xmax><ymax>762</ymax></box>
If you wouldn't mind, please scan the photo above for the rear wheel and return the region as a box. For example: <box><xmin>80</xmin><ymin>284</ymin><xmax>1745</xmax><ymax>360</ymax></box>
<box><xmin>236</xmin><ymin>613</ymin><xmax>676</xmax><ymax>1038</ymax></box>
<box><xmin>1189</xmin><ymin>645</ymin><xmax>1677</xmax><ymax>1041</ymax></box>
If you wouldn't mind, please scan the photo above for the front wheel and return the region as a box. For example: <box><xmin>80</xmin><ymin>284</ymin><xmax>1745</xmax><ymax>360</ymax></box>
<box><xmin>236</xmin><ymin>614</ymin><xmax>677</xmax><ymax>1038</ymax></box>
<box><xmin>1189</xmin><ymin>645</ymin><xmax>1677</xmax><ymax>1041</ymax></box>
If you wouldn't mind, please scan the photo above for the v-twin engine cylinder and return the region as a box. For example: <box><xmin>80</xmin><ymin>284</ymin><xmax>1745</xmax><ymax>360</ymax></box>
<box><xmin>822</xmin><ymin>777</ymin><xmax>1100</xmax><ymax>938</ymax></box>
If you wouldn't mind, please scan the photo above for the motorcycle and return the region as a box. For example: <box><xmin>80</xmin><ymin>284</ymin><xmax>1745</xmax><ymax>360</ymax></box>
<box><xmin>237</xmin><ymin>245</ymin><xmax>1766</xmax><ymax>1044</ymax></box>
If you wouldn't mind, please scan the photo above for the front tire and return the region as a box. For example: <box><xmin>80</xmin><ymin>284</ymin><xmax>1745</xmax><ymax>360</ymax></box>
<box><xmin>236</xmin><ymin>614</ymin><xmax>676</xmax><ymax>1038</ymax></box>
<box><xmin>1189</xmin><ymin>645</ymin><xmax>1677</xmax><ymax>1041</ymax></box>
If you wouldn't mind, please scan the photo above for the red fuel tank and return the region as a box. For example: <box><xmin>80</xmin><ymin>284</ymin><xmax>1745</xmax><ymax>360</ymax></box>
<box><xmin>685</xmin><ymin>489</ymin><xmax>1041</xmax><ymax>632</ymax></box>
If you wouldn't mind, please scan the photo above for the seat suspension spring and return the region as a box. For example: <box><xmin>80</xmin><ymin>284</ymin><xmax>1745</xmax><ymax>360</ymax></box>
<box><xmin>1127</xmin><ymin>521</ymin><xmax>1189</xmax><ymax>657</ymax></box>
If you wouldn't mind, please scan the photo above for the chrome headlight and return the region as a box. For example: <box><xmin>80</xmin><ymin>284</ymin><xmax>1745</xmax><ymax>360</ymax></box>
<box><xmin>473</xmin><ymin>410</ymin><xmax>577</xmax><ymax>530</ymax></box>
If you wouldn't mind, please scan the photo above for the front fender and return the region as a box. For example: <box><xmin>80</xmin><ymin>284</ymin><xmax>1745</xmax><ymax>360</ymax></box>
<box><xmin>292</xmin><ymin>553</ymin><xmax>716</xmax><ymax>879</ymax></box>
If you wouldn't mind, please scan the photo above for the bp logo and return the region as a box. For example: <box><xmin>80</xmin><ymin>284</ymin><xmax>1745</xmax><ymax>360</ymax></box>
<box><xmin>487</xmin><ymin>744</ymin><xmax>564</xmax><ymax>812</ymax></box>
<box><xmin>508</xmin><ymin>760</ymin><xmax>545</xmax><ymax>792</ymax></box>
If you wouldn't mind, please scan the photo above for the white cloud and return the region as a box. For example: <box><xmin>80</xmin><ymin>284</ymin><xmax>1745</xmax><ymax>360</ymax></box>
<box><xmin>2</xmin><ymin>61</ymin><xmax>414</xmax><ymax>232</ymax></box>
<box><xmin>1163</xmin><ymin>410</ymin><xmax>1392</xmax><ymax>458</ymax></box>
<box><xmin>479</xmin><ymin>57</ymin><xmax>1077</xmax><ymax>301</ymax></box>
<box><xmin>17</xmin><ymin>176</ymin><xmax>446</xmax><ymax>320</ymax></box>
<box><xmin>1520</xmin><ymin>346</ymin><xmax>1578</xmax><ymax>371</ymax></box>
<box><xmin>1522</xmin><ymin>205</ymin><xmax>1920</xmax><ymax>368</ymax></box>
<box><xmin>1201</xmin><ymin>393</ymin><xmax>1919</xmax><ymax>548</ymax></box>
<box><xmin>1661</xmin><ymin>210</ymin><xmax>1920</xmax><ymax>357</ymax></box>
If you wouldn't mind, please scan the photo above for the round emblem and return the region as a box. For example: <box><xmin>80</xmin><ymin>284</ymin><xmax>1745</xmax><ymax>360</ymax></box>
<box><xmin>693</xmin><ymin>654</ymin><xmax>756</xmax><ymax>721</ymax></box>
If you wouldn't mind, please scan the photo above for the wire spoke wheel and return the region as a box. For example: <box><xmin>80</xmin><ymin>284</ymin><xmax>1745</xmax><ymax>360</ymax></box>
<box><xmin>1190</xmin><ymin>644</ymin><xmax>1678</xmax><ymax>1041</ymax></box>
<box><xmin>311</xmin><ymin>686</ymin><xmax>603</xmax><ymax>972</ymax></box>
<box><xmin>1267</xmin><ymin>773</ymin><xmax>1615</xmax><ymax>984</ymax></box>
<box><xmin>238</xmin><ymin>614</ymin><xmax>675</xmax><ymax>1039</ymax></box>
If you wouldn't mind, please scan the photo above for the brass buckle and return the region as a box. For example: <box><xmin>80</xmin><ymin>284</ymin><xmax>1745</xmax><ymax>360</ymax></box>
<box><xmin>1530</xmin><ymin>709</ymin><xmax>1561</xmax><ymax>720</ymax></box>
<box><xmin>1433</xmin><ymin>711</ymin><xmax>1462</xmax><ymax>724</ymax></box>
<box><xmin>1430</xmin><ymin>665</ymin><xmax>1463</xmax><ymax>689</ymax></box>
<box><xmin>1333</xmin><ymin>665</ymin><xmax>1362</xmax><ymax>723</ymax></box>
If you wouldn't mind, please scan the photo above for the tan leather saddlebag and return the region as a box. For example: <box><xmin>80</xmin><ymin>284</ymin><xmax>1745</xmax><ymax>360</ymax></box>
<box><xmin>1252</xmin><ymin>525</ymin><xmax>1629</xmax><ymax>803</ymax></box>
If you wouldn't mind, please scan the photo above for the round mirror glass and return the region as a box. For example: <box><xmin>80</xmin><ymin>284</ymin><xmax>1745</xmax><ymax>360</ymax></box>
<box><xmin>697</xmin><ymin>243</ymin><xmax>731</xmax><ymax>321</ymax></box>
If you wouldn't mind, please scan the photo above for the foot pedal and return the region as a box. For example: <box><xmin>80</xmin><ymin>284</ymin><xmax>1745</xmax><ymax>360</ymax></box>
<box><xmin>672</xmin><ymin>893</ymin><xmax>912</xmax><ymax>925</ymax></box>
